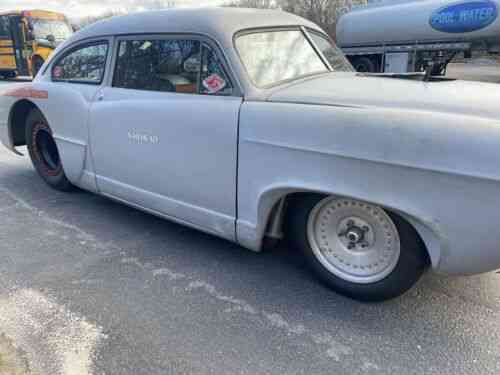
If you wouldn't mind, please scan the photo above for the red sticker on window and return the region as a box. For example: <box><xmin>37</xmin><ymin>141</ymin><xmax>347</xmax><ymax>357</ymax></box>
<box><xmin>53</xmin><ymin>66</ymin><xmax>63</xmax><ymax>78</ymax></box>
<box><xmin>202</xmin><ymin>74</ymin><xmax>226</xmax><ymax>94</ymax></box>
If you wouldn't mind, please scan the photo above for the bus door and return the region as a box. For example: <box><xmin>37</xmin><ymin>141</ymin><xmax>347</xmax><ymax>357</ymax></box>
<box><xmin>9</xmin><ymin>15</ymin><xmax>29</xmax><ymax>76</ymax></box>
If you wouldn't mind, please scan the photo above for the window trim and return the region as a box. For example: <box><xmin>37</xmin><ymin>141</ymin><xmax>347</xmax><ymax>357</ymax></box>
<box><xmin>233</xmin><ymin>26</ymin><xmax>330</xmax><ymax>89</ymax></box>
<box><xmin>110</xmin><ymin>33</ymin><xmax>240</xmax><ymax>97</ymax></box>
<box><xmin>51</xmin><ymin>40</ymin><xmax>110</xmax><ymax>85</ymax></box>
<box><xmin>305</xmin><ymin>28</ymin><xmax>355</xmax><ymax>73</ymax></box>
<box><xmin>301</xmin><ymin>26</ymin><xmax>333</xmax><ymax>72</ymax></box>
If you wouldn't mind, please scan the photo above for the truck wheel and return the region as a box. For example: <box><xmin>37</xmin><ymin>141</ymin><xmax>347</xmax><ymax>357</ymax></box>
<box><xmin>32</xmin><ymin>57</ymin><xmax>44</xmax><ymax>77</ymax></box>
<box><xmin>287</xmin><ymin>195</ymin><xmax>429</xmax><ymax>302</ymax></box>
<box><xmin>26</xmin><ymin>109</ymin><xmax>74</xmax><ymax>192</ymax></box>
<box><xmin>352</xmin><ymin>57</ymin><xmax>378</xmax><ymax>73</ymax></box>
<box><xmin>431</xmin><ymin>64</ymin><xmax>445</xmax><ymax>76</ymax></box>
<box><xmin>1</xmin><ymin>71</ymin><xmax>17</xmax><ymax>80</ymax></box>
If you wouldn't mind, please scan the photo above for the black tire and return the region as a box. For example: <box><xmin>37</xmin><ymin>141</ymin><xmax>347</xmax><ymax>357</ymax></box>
<box><xmin>352</xmin><ymin>56</ymin><xmax>378</xmax><ymax>73</ymax></box>
<box><xmin>32</xmin><ymin>57</ymin><xmax>44</xmax><ymax>77</ymax></box>
<box><xmin>287</xmin><ymin>194</ymin><xmax>429</xmax><ymax>302</ymax></box>
<box><xmin>26</xmin><ymin>109</ymin><xmax>74</xmax><ymax>192</ymax></box>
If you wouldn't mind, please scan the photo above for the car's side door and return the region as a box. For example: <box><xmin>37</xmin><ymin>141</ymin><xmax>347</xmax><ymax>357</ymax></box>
<box><xmin>88</xmin><ymin>35</ymin><xmax>243</xmax><ymax>240</ymax></box>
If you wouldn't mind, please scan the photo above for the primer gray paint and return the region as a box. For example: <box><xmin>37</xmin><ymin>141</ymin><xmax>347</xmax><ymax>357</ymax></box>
<box><xmin>2</xmin><ymin>8</ymin><xmax>500</xmax><ymax>277</ymax></box>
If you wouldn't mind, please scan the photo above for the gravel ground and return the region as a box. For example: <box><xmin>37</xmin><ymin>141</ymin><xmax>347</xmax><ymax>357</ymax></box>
<box><xmin>0</xmin><ymin>334</ymin><xmax>30</xmax><ymax>375</ymax></box>
<box><xmin>1</xmin><ymin>70</ymin><xmax>500</xmax><ymax>375</ymax></box>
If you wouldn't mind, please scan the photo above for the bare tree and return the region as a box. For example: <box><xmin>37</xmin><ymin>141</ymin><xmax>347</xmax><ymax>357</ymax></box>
<box><xmin>281</xmin><ymin>0</ymin><xmax>367</xmax><ymax>38</ymax></box>
<box><xmin>141</xmin><ymin>0</ymin><xmax>177</xmax><ymax>10</ymax></box>
<box><xmin>73</xmin><ymin>0</ymin><xmax>177</xmax><ymax>29</ymax></box>
<box><xmin>224</xmin><ymin>0</ymin><xmax>279</xmax><ymax>8</ymax></box>
<box><xmin>225</xmin><ymin>0</ymin><xmax>367</xmax><ymax>38</ymax></box>
<box><xmin>74</xmin><ymin>10</ymin><xmax>125</xmax><ymax>29</ymax></box>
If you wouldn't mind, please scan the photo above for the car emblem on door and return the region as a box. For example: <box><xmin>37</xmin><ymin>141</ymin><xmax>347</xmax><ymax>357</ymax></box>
<box><xmin>128</xmin><ymin>131</ymin><xmax>159</xmax><ymax>145</ymax></box>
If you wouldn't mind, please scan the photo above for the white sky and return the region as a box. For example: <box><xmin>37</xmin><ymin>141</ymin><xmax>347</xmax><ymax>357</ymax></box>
<box><xmin>0</xmin><ymin>0</ymin><xmax>225</xmax><ymax>18</ymax></box>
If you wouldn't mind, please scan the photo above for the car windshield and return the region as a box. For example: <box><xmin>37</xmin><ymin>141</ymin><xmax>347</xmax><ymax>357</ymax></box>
<box><xmin>31</xmin><ymin>18</ymin><xmax>72</xmax><ymax>41</ymax></box>
<box><xmin>235</xmin><ymin>29</ymin><xmax>329</xmax><ymax>88</ymax></box>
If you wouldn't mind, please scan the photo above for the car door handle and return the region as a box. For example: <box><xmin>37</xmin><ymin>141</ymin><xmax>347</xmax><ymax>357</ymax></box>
<box><xmin>96</xmin><ymin>93</ymin><xmax>104</xmax><ymax>101</ymax></box>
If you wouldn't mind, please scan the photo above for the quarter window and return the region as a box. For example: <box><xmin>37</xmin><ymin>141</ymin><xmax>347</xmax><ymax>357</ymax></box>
<box><xmin>113</xmin><ymin>38</ymin><xmax>232</xmax><ymax>96</ymax></box>
<box><xmin>52</xmin><ymin>43</ymin><xmax>108</xmax><ymax>84</ymax></box>
<box><xmin>200</xmin><ymin>45</ymin><xmax>233</xmax><ymax>96</ymax></box>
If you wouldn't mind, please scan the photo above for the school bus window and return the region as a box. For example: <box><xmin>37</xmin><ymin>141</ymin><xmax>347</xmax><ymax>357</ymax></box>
<box><xmin>0</xmin><ymin>17</ymin><xmax>9</xmax><ymax>38</ymax></box>
<box><xmin>30</xmin><ymin>19</ymin><xmax>72</xmax><ymax>42</ymax></box>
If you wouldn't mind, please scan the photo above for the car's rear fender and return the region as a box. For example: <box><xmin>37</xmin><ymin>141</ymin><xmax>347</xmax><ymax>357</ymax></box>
<box><xmin>1</xmin><ymin>83</ymin><xmax>98</xmax><ymax>192</ymax></box>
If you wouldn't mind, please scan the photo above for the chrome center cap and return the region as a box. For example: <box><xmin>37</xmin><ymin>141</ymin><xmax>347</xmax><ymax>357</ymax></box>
<box><xmin>338</xmin><ymin>217</ymin><xmax>373</xmax><ymax>250</ymax></box>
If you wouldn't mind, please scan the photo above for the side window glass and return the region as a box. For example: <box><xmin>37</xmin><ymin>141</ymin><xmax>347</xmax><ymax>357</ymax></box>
<box><xmin>52</xmin><ymin>43</ymin><xmax>108</xmax><ymax>84</ymax></box>
<box><xmin>200</xmin><ymin>45</ymin><xmax>233</xmax><ymax>96</ymax></box>
<box><xmin>113</xmin><ymin>39</ymin><xmax>201</xmax><ymax>94</ymax></box>
<box><xmin>0</xmin><ymin>16</ymin><xmax>9</xmax><ymax>38</ymax></box>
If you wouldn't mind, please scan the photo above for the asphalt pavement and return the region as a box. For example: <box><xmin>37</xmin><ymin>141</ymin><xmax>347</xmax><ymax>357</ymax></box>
<box><xmin>1</xmin><ymin>69</ymin><xmax>500</xmax><ymax>375</ymax></box>
<box><xmin>447</xmin><ymin>62</ymin><xmax>500</xmax><ymax>83</ymax></box>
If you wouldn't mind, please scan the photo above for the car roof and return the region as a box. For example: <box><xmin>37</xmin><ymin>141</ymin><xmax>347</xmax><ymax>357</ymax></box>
<box><xmin>69</xmin><ymin>7</ymin><xmax>323</xmax><ymax>49</ymax></box>
<box><xmin>54</xmin><ymin>8</ymin><xmax>329</xmax><ymax>100</ymax></box>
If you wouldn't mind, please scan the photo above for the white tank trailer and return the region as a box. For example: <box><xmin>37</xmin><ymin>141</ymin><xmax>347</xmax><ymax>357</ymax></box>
<box><xmin>336</xmin><ymin>0</ymin><xmax>500</xmax><ymax>75</ymax></box>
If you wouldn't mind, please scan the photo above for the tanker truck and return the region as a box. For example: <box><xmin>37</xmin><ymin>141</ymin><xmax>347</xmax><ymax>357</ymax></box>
<box><xmin>336</xmin><ymin>0</ymin><xmax>500</xmax><ymax>75</ymax></box>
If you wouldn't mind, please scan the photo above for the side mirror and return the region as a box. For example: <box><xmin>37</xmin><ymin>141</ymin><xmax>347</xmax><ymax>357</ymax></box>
<box><xmin>46</xmin><ymin>34</ymin><xmax>56</xmax><ymax>43</ymax></box>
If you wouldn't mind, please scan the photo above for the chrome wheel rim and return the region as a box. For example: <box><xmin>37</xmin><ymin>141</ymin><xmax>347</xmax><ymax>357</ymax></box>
<box><xmin>307</xmin><ymin>197</ymin><xmax>401</xmax><ymax>284</ymax></box>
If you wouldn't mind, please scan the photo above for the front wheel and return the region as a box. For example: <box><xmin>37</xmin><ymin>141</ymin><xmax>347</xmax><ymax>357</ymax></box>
<box><xmin>26</xmin><ymin>109</ymin><xmax>74</xmax><ymax>192</ymax></box>
<box><xmin>287</xmin><ymin>195</ymin><xmax>429</xmax><ymax>302</ymax></box>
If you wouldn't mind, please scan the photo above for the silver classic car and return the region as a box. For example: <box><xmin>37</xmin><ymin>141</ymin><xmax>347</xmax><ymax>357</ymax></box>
<box><xmin>2</xmin><ymin>8</ymin><xmax>500</xmax><ymax>302</ymax></box>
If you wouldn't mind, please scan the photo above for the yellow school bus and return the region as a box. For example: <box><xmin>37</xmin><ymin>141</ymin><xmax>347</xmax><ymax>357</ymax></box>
<box><xmin>0</xmin><ymin>10</ymin><xmax>73</xmax><ymax>78</ymax></box>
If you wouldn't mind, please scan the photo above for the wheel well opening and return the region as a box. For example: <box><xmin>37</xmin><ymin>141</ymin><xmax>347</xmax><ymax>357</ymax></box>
<box><xmin>384</xmin><ymin>209</ymin><xmax>431</xmax><ymax>267</ymax></box>
<box><xmin>264</xmin><ymin>192</ymin><xmax>322</xmax><ymax>243</ymax></box>
<box><xmin>9</xmin><ymin>100</ymin><xmax>37</xmax><ymax>147</ymax></box>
